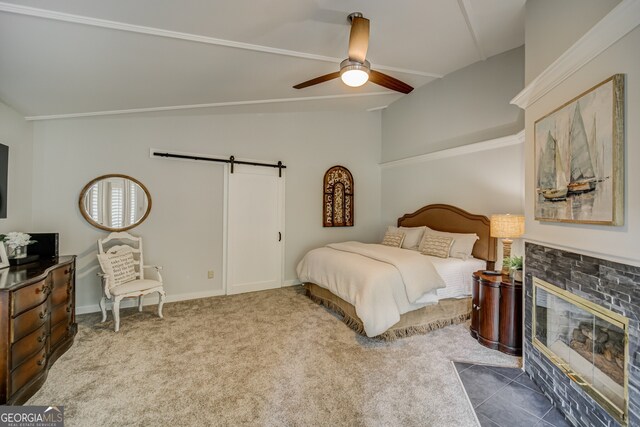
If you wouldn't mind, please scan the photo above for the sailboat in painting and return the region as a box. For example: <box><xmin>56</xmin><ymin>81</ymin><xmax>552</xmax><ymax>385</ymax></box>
<box><xmin>567</xmin><ymin>102</ymin><xmax>597</xmax><ymax>194</ymax></box>
<box><xmin>537</xmin><ymin>131</ymin><xmax>568</xmax><ymax>201</ymax></box>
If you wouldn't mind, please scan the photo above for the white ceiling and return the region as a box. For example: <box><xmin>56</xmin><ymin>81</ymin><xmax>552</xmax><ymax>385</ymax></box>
<box><xmin>0</xmin><ymin>0</ymin><xmax>525</xmax><ymax>119</ymax></box>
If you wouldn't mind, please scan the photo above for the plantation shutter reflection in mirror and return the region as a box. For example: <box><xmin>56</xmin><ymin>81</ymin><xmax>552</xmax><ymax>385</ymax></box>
<box><xmin>323</xmin><ymin>166</ymin><xmax>354</xmax><ymax>227</ymax></box>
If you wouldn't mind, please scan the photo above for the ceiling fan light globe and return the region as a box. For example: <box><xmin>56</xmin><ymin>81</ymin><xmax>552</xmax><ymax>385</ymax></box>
<box><xmin>341</xmin><ymin>69</ymin><xmax>369</xmax><ymax>87</ymax></box>
<box><xmin>339</xmin><ymin>59</ymin><xmax>371</xmax><ymax>88</ymax></box>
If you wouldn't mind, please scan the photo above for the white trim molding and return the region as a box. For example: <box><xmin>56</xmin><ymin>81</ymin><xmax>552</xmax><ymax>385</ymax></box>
<box><xmin>523</xmin><ymin>238</ymin><xmax>640</xmax><ymax>268</ymax></box>
<box><xmin>511</xmin><ymin>0</ymin><xmax>640</xmax><ymax>109</ymax></box>
<box><xmin>0</xmin><ymin>1</ymin><xmax>441</xmax><ymax>79</ymax></box>
<box><xmin>25</xmin><ymin>92</ymin><xmax>393</xmax><ymax>121</ymax></box>
<box><xmin>380</xmin><ymin>130</ymin><xmax>524</xmax><ymax>169</ymax></box>
<box><xmin>457</xmin><ymin>0</ymin><xmax>486</xmax><ymax>61</ymax></box>
<box><xmin>76</xmin><ymin>288</ymin><xmax>226</xmax><ymax>315</ymax></box>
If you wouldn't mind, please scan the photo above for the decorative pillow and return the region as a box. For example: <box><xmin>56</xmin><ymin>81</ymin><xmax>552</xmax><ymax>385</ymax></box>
<box><xmin>387</xmin><ymin>226</ymin><xmax>426</xmax><ymax>250</ymax></box>
<box><xmin>381</xmin><ymin>230</ymin><xmax>406</xmax><ymax>248</ymax></box>
<box><xmin>420</xmin><ymin>235</ymin><xmax>454</xmax><ymax>258</ymax></box>
<box><xmin>419</xmin><ymin>228</ymin><xmax>479</xmax><ymax>259</ymax></box>
<box><xmin>98</xmin><ymin>248</ymin><xmax>137</xmax><ymax>289</ymax></box>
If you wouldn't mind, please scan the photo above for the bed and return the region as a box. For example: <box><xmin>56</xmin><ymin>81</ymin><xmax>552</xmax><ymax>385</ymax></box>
<box><xmin>297</xmin><ymin>204</ymin><xmax>497</xmax><ymax>340</ymax></box>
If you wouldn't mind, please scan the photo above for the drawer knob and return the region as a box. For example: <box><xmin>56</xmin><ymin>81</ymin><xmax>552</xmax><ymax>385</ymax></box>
<box><xmin>37</xmin><ymin>332</ymin><xmax>47</xmax><ymax>343</ymax></box>
<box><xmin>37</xmin><ymin>357</ymin><xmax>46</xmax><ymax>366</ymax></box>
<box><xmin>39</xmin><ymin>309</ymin><xmax>48</xmax><ymax>319</ymax></box>
<box><xmin>66</xmin><ymin>305</ymin><xmax>72</xmax><ymax>313</ymax></box>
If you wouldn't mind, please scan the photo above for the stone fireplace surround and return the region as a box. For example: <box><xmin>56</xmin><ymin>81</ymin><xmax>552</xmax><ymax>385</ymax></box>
<box><xmin>524</xmin><ymin>243</ymin><xmax>639</xmax><ymax>427</ymax></box>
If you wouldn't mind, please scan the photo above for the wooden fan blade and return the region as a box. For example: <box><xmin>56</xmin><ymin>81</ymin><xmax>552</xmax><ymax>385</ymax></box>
<box><xmin>369</xmin><ymin>70</ymin><xmax>414</xmax><ymax>94</ymax></box>
<box><xmin>348</xmin><ymin>17</ymin><xmax>369</xmax><ymax>63</ymax></box>
<box><xmin>293</xmin><ymin>72</ymin><xmax>341</xmax><ymax>89</ymax></box>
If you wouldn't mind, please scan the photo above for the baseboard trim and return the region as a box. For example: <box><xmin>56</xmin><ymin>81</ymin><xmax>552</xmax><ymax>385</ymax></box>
<box><xmin>76</xmin><ymin>288</ymin><xmax>226</xmax><ymax>315</ymax></box>
<box><xmin>283</xmin><ymin>279</ymin><xmax>301</xmax><ymax>287</ymax></box>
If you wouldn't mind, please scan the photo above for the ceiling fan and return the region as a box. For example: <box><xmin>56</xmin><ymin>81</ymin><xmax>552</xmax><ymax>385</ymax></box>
<box><xmin>293</xmin><ymin>12</ymin><xmax>414</xmax><ymax>94</ymax></box>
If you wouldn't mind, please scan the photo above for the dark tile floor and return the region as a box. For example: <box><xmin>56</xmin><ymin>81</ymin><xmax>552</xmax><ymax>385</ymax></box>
<box><xmin>453</xmin><ymin>362</ymin><xmax>572</xmax><ymax>427</ymax></box>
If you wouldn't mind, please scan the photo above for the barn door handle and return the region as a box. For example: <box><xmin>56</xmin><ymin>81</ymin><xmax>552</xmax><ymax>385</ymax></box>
<box><xmin>278</xmin><ymin>232</ymin><xmax>282</xmax><ymax>242</ymax></box>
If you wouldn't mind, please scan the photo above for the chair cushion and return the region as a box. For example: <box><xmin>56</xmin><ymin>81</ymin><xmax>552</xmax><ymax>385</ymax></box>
<box><xmin>110</xmin><ymin>279</ymin><xmax>163</xmax><ymax>296</ymax></box>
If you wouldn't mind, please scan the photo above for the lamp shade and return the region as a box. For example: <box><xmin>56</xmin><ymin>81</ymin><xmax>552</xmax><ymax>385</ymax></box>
<box><xmin>490</xmin><ymin>214</ymin><xmax>525</xmax><ymax>238</ymax></box>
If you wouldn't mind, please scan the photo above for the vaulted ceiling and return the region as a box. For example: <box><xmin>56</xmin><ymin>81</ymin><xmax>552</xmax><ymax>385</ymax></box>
<box><xmin>0</xmin><ymin>0</ymin><xmax>525</xmax><ymax>119</ymax></box>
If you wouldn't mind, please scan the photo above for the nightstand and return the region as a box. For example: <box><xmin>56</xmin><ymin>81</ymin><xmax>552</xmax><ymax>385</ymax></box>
<box><xmin>470</xmin><ymin>271</ymin><xmax>522</xmax><ymax>356</ymax></box>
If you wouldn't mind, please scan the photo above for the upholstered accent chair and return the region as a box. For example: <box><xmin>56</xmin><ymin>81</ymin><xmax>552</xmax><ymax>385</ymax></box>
<box><xmin>97</xmin><ymin>232</ymin><xmax>166</xmax><ymax>332</ymax></box>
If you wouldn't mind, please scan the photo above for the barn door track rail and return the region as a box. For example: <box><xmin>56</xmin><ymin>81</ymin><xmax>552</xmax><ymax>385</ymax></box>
<box><xmin>152</xmin><ymin>150</ymin><xmax>286</xmax><ymax>177</ymax></box>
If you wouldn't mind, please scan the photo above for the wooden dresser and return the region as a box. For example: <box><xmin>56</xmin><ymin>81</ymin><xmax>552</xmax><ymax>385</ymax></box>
<box><xmin>0</xmin><ymin>256</ymin><xmax>77</xmax><ymax>404</ymax></box>
<box><xmin>470</xmin><ymin>271</ymin><xmax>522</xmax><ymax>356</ymax></box>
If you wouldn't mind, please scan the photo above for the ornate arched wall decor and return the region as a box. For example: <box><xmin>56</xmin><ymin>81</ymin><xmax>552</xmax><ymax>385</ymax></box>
<box><xmin>323</xmin><ymin>165</ymin><xmax>354</xmax><ymax>227</ymax></box>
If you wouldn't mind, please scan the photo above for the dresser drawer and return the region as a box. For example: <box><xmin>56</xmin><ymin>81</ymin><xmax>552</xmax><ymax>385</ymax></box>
<box><xmin>12</xmin><ymin>301</ymin><xmax>48</xmax><ymax>343</ymax></box>
<box><xmin>12</xmin><ymin>280</ymin><xmax>49</xmax><ymax>316</ymax></box>
<box><xmin>50</xmin><ymin>281</ymin><xmax>72</xmax><ymax>306</ymax></box>
<box><xmin>50</xmin><ymin>320</ymin><xmax>71</xmax><ymax>349</ymax></box>
<box><xmin>11</xmin><ymin>323</ymin><xmax>47</xmax><ymax>370</ymax></box>
<box><xmin>11</xmin><ymin>346</ymin><xmax>47</xmax><ymax>396</ymax></box>
<box><xmin>50</xmin><ymin>301</ymin><xmax>72</xmax><ymax>327</ymax></box>
<box><xmin>51</xmin><ymin>265</ymin><xmax>72</xmax><ymax>288</ymax></box>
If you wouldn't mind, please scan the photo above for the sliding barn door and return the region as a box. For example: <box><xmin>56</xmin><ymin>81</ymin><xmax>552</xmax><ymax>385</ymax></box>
<box><xmin>226</xmin><ymin>164</ymin><xmax>284</xmax><ymax>295</ymax></box>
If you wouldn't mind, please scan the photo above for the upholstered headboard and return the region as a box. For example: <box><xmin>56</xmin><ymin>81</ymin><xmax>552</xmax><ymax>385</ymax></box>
<box><xmin>397</xmin><ymin>204</ymin><xmax>497</xmax><ymax>269</ymax></box>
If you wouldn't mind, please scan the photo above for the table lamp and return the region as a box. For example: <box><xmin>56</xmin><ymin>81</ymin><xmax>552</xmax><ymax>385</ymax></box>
<box><xmin>490</xmin><ymin>214</ymin><xmax>525</xmax><ymax>275</ymax></box>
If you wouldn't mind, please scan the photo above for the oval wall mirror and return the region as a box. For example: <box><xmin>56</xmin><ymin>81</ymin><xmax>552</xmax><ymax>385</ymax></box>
<box><xmin>79</xmin><ymin>174</ymin><xmax>152</xmax><ymax>232</ymax></box>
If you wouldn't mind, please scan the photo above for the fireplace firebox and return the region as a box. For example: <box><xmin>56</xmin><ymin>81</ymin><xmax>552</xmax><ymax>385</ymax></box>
<box><xmin>533</xmin><ymin>277</ymin><xmax>629</xmax><ymax>425</ymax></box>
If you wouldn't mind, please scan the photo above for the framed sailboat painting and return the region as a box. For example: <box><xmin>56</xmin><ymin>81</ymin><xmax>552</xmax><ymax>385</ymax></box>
<box><xmin>534</xmin><ymin>74</ymin><xmax>624</xmax><ymax>225</ymax></box>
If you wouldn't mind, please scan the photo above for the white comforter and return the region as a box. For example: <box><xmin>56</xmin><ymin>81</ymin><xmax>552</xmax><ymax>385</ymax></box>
<box><xmin>296</xmin><ymin>242</ymin><xmax>446</xmax><ymax>337</ymax></box>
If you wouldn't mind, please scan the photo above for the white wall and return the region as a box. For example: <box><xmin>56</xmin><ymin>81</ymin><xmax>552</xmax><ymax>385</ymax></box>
<box><xmin>0</xmin><ymin>101</ymin><xmax>33</xmax><ymax>231</ymax></box>
<box><xmin>381</xmin><ymin>46</ymin><xmax>524</xmax><ymax>162</ymax></box>
<box><xmin>380</xmin><ymin>48</ymin><xmax>526</xmax><ymax>263</ymax></box>
<box><xmin>30</xmin><ymin>111</ymin><xmax>382</xmax><ymax>311</ymax></box>
<box><xmin>381</xmin><ymin>142</ymin><xmax>524</xmax><ymax>226</ymax></box>
<box><xmin>523</xmin><ymin>1</ymin><xmax>640</xmax><ymax>266</ymax></box>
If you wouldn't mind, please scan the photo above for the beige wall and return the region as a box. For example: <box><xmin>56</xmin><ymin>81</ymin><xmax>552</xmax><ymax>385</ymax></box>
<box><xmin>0</xmin><ymin>101</ymin><xmax>33</xmax><ymax>231</ymax></box>
<box><xmin>524</xmin><ymin>0</ymin><xmax>621</xmax><ymax>84</ymax></box>
<box><xmin>381</xmin><ymin>46</ymin><xmax>524</xmax><ymax>162</ymax></box>
<box><xmin>380</xmin><ymin>47</ymin><xmax>526</xmax><ymax>263</ymax></box>
<box><xmin>30</xmin><ymin>110</ymin><xmax>382</xmax><ymax>311</ymax></box>
<box><xmin>523</xmin><ymin>0</ymin><xmax>639</xmax><ymax>266</ymax></box>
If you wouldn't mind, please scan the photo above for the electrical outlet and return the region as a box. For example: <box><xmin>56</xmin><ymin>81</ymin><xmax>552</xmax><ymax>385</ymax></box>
<box><xmin>207</xmin><ymin>270</ymin><xmax>214</xmax><ymax>279</ymax></box>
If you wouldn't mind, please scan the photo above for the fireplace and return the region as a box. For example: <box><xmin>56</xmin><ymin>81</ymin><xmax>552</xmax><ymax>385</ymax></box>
<box><xmin>524</xmin><ymin>243</ymin><xmax>639</xmax><ymax>427</ymax></box>
<box><xmin>533</xmin><ymin>277</ymin><xmax>629</xmax><ymax>424</ymax></box>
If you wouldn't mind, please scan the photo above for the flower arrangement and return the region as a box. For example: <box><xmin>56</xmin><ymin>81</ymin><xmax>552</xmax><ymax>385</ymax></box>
<box><xmin>1</xmin><ymin>232</ymin><xmax>37</xmax><ymax>249</ymax></box>
<box><xmin>504</xmin><ymin>255</ymin><xmax>523</xmax><ymax>282</ymax></box>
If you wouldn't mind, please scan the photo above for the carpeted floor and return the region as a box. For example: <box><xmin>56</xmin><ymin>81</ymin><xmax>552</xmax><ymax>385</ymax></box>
<box><xmin>27</xmin><ymin>286</ymin><xmax>520</xmax><ymax>426</ymax></box>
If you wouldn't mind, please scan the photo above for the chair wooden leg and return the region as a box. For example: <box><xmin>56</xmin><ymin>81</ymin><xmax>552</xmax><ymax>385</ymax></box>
<box><xmin>113</xmin><ymin>297</ymin><xmax>122</xmax><ymax>332</ymax></box>
<box><xmin>158</xmin><ymin>290</ymin><xmax>166</xmax><ymax>319</ymax></box>
<box><xmin>138</xmin><ymin>295</ymin><xmax>143</xmax><ymax>312</ymax></box>
<box><xmin>99</xmin><ymin>297</ymin><xmax>107</xmax><ymax>322</ymax></box>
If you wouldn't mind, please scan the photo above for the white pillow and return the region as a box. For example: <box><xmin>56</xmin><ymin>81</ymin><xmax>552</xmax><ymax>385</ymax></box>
<box><xmin>418</xmin><ymin>227</ymin><xmax>479</xmax><ymax>259</ymax></box>
<box><xmin>387</xmin><ymin>226</ymin><xmax>426</xmax><ymax>250</ymax></box>
<box><xmin>98</xmin><ymin>247</ymin><xmax>137</xmax><ymax>289</ymax></box>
